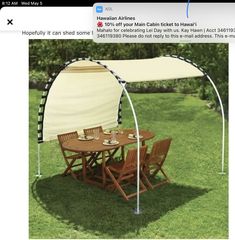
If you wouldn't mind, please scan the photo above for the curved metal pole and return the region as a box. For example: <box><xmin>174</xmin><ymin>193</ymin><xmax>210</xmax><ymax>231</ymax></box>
<box><xmin>36</xmin><ymin>144</ymin><xmax>42</xmax><ymax>177</ymax></box>
<box><xmin>120</xmin><ymin>82</ymin><xmax>141</xmax><ymax>214</ymax></box>
<box><xmin>205</xmin><ymin>74</ymin><xmax>225</xmax><ymax>174</ymax></box>
<box><xmin>168</xmin><ymin>54</ymin><xmax>226</xmax><ymax>174</ymax></box>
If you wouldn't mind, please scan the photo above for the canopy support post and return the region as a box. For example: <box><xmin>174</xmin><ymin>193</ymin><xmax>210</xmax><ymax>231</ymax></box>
<box><xmin>205</xmin><ymin>74</ymin><xmax>226</xmax><ymax>174</ymax></box>
<box><xmin>36</xmin><ymin>144</ymin><xmax>42</xmax><ymax>178</ymax></box>
<box><xmin>120</xmin><ymin>82</ymin><xmax>141</xmax><ymax>215</ymax></box>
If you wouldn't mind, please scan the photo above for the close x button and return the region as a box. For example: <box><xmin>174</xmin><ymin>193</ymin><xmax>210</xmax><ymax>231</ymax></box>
<box><xmin>7</xmin><ymin>19</ymin><xmax>13</xmax><ymax>25</ymax></box>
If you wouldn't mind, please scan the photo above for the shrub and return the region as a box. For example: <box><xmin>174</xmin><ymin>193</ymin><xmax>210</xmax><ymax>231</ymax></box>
<box><xmin>29</xmin><ymin>70</ymin><xmax>48</xmax><ymax>89</ymax></box>
<box><xmin>29</xmin><ymin>70</ymin><xmax>48</xmax><ymax>83</ymax></box>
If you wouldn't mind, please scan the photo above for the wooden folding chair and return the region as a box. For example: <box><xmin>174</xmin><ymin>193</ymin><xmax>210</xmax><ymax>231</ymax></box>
<box><xmin>105</xmin><ymin>145</ymin><xmax>148</xmax><ymax>201</ymax></box>
<box><xmin>57</xmin><ymin>131</ymin><xmax>92</xmax><ymax>179</ymax></box>
<box><xmin>84</xmin><ymin>126</ymin><xmax>119</xmax><ymax>164</ymax></box>
<box><xmin>142</xmin><ymin>138</ymin><xmax>172</xmax><ymax>189</ymax></box>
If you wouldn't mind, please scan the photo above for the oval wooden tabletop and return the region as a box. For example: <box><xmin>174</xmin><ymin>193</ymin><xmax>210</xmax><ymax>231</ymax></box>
<box><xmin>62</xmin><ymin>129</ymin><xmax>155</xmax><ymax>153</ymax></box>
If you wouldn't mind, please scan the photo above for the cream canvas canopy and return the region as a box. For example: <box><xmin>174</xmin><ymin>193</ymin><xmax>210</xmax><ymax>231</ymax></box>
<box><xmin>100</xmin><ymin>56</ymin><xmax>204</xmax><ymax>82</ymax></box>
<box><xmin>40</xmin><ymin>60</ymin><xmax>123</xmax><ymax>142</ymax></box>
<box><xmin>37</xmin><ymin>55</ymin><xmax>225</xmax><ymax>213</ymax></box>
<box><xmin>38</xmin><ymin>56</ymin><xmax>204</xmax><ymax>142</ymax></box>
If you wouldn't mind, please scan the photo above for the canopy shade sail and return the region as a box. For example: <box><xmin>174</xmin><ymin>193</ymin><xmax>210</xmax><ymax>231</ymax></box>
<box><xmin>38</xmin><ymin>56</ymin><xmax>204</xmax><ymax>142</ymax></box>
<box><xmin>41</xmin><ymin>61</ymin><xmax>123</xmax><ymax>142</ymax></box>
<box><xmin>101</xmin><ymin>56</ymin><xmax>204</xmax><ymax>82</ymax></box>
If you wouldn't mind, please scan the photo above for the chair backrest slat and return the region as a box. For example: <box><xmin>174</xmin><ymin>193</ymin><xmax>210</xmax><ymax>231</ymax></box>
<box><xmin>83</xmin><ymin>126</ymin><xmax>103</xmax><ymax>136</ymax></box>
<box><xmin>122</xmin><ymin>145</ymin><xmax>148</xmax><ymax>174</ymax></box>
<box><xmin>149</xmin><ymin>138</ymin><xmax>172</xmax><ymax>165</ymax></box>
<box><xmin>57</xmin><ymin>131</ymin><xmax>78</xmax><ymax>157</ymax></box>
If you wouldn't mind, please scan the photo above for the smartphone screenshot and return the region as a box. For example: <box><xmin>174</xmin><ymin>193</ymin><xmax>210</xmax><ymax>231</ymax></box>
<box><xmin>0</xmin><ymin>1</ymin><xmax>233</xmax><ymax>239</ymax></box>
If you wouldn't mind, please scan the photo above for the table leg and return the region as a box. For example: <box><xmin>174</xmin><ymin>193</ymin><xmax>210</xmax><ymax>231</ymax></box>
<box><xmin>82</xmin><ymin>153</ymin><xmax>87</xmax><ymax>182</ymax></box>
<box><xmin>102</xmin><ymin>151</ymin><xmax>106</xmax><ymax>187</ymax></box>
<box><xmin>121</xmin><ymin>146</ymin><xmax>125</xmax><ymax>161</ymax></box>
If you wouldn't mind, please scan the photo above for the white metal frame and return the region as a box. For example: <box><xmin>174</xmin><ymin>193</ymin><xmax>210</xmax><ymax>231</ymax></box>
<box><xmin>120</xmin><ymin>82</ymin><xmax>141</xmax><ymax>214</ymax></box>
<box><xmin>36</xmin><ymin>144</ymin><xmax>42</xmax><ymax>177</ymax></box>
<box><xmin>36</xmin><ymin>56</ymin><xmax>226</xmax><ymax>215</ymax></box>
<box><xmin>119</xmin><ymin>72</ymin><xmax>226</xmax><ymax>214</ymax></box>
<box><xmin>118</xmin><ymin>69</ymin><xmax>226</xmax><ymax>214</ymax></box>
<box><xmin>206</xmin><ymin>74</ymin><xmax>225</xmax><ymax>174</ymax></box>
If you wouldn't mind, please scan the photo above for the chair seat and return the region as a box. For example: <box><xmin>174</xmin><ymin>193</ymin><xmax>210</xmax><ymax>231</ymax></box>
<box><xmin>107</xmin><ymin>161</ymin><xmax>125</xmax><ymax>173</ymax></box>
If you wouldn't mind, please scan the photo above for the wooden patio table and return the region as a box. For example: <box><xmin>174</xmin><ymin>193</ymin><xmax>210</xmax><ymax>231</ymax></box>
<box><xmin>62</xmin><ymin>129</ymin><xmax>155</xmax><ymax>187</ymax></box>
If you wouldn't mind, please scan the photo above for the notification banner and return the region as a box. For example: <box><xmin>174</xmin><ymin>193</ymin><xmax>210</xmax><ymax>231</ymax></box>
<box><xmin>93</xmin><ymin>3</ymin><xmax>235</xmax><ymax>43</ymax></box>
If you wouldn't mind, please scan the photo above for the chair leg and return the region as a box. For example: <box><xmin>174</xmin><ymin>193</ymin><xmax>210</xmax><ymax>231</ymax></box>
<box><xmin>152</xmin><ymin>163</ymin><xmax>170</xmax><ymax>181</ymax></box>
<box><xmin>105</xmin><ymin>167</ymin><xmax>129</xmax><ymax>201</ymax></box>
<box><xmin>160</xmin><ymin>168</ymin><xmax>170</xmax><ymax>182</ymax></box>
<box><xmin>152</xmin><ymin>167</ymin><xmax>170</xmax><ymax>189</ymax></box>
<box><xmin>63</xmin><ymin>158</ymin><xmax>71</xmax><ymax>175</ymax></box>
<box><xmin>106</xmin><ymin>148</ymin><xmax>119</xmax><ymax>164</ymax></box>
<box><xmin>152</xmin><ymin>165</ymin><xmax>160</xmax><ymax>176</ymax></box>
<box><xmin>70</xmin><ymin>171</ymin><xmax>79</xmax><ymax>180</ymax></box>
<box><xmin>63</xmin><ymin>158</ymin><xmax>77</xmax><ymax>176</ymax></box>
<box><xmin>144</xmin><ymin>166</ymin><xmax>170</xmax><ymax>189</ymax></box>
<box><xmin>143</xmin><ymin>165</ymin><xmax>150</xmax><ymax>176</ymax></box>
<box><xmin>125</xmin><ymin>178</ymin><xmax>147</xmax><ymax>199</ymax></box>
<box><xmin>141</xmin><ymin>170</ymin><xmax>154</xmax><ymax>189</ymax></box>
<box><xmin>139</xmin><ymin>179</ymin><xmax>147</xmax><ymax>192</ymax></box>
<box><xmin>87</xmin><ymin>152</ymin><xmax>100</xmax><ymax>168</ymax></box>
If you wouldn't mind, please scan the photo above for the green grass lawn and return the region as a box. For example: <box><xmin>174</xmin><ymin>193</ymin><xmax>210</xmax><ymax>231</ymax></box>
<box><xmin>29</xmin><ymin>89</ymin><xmax>228</xmax><ymax>239</ymax></box>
